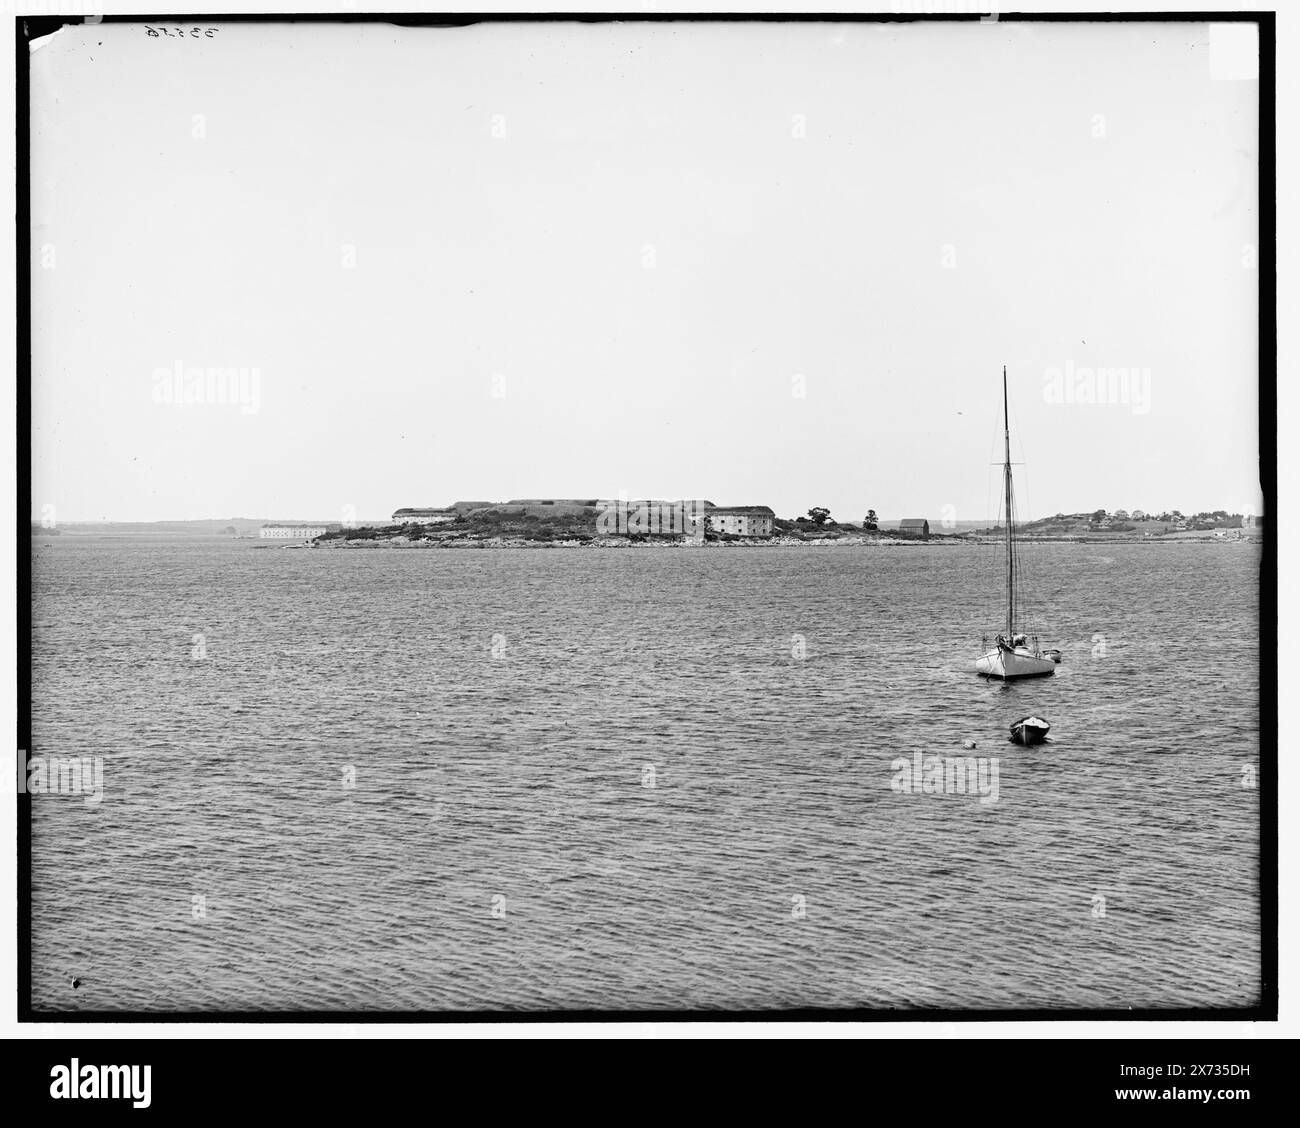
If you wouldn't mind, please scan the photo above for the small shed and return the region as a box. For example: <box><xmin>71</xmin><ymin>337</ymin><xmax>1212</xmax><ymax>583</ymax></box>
<box><xmin>898</xmin><ymin>518</ymin><xmax>930</xmax><ymax>539</ymax></box>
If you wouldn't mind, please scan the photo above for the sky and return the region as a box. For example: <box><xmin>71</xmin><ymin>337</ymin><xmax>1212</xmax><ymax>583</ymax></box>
<box><xmin>29</xmin><ymin>19</ymin><xmax>1261</xmax><ymax>523</ymax></box>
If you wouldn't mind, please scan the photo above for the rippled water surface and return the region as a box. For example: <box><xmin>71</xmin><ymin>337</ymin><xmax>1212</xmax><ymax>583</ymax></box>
<box><xmin>30</xmin><ymin>537</ymin><xmax>1262</xmax><ymax>1012</ymax></box>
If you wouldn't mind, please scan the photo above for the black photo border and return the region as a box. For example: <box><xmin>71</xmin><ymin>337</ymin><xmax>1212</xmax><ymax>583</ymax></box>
<box><xmin>15</xmin><ymin>8</ymin><xmax>1278</xmax><ymax>1025</ymax></box>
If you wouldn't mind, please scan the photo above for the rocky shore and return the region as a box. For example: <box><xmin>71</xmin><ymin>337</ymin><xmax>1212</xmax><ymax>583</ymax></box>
<box><xmin>272</xmin><ymin>529</ymin><xmax>1260</xmax><ymax>550</ymax></box>
<box><xmin>307</xmin><ymin>532</ymin><xmax>964</xmax><ymax>549</ymax></box>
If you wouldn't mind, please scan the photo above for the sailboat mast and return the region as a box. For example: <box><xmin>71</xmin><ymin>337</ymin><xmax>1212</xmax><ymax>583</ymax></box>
<box><xmin>1003</xmin><ymin>366</ymin><xmax>1014</xmax><ymax>638</ymax></box>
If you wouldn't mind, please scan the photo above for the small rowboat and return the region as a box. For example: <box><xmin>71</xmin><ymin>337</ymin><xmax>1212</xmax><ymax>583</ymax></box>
<box><xmin>1010</xmin><ymin>715</ymin><xmax>1050</xmax><ymax>745</ymax></box>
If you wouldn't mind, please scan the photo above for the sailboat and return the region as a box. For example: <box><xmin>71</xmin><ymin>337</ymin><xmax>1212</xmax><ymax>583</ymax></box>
<box><xmin>975</xmin><ymin>367</ymin><xmax>1061</xmax><ymax>680</ymax></box>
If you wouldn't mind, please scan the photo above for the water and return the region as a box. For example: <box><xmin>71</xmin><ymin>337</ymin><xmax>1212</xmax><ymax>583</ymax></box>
<box><xmin>29</xmin><ymin>537</ymin><xmax>1261</xmax><ymax>1012</ymax></box>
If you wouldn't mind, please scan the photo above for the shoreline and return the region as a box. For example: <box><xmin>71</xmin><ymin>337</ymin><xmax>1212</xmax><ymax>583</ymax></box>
<box><xmin>292</xmin><ymin>532</ymin><xmax>1260</xmax><ymax>550</ymax></box>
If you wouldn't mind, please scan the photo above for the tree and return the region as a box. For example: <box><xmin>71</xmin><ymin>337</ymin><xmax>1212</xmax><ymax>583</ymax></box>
<box><xmin>864</xmin><ymin>509</ymin><xmax>878</xmax><ymax>531</ymax></box>
<box><xmin>807</xmin><ymin>507</ymin><xmax>831</xmax><ymax>527</ymax></box>
<box><xmin>1091</xmin><ymin>509</ymin><xmax>1107</xmax><ymax>523</ymax></box>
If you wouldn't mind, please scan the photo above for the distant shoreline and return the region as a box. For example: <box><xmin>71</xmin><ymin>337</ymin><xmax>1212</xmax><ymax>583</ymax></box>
<box><xmin>291</xmin><ymin>532</ymin><xmax>1259</xmax><ymax>550</ymax></box>
<box><xmin>32</xmin><ymin>526</ymin><xmax>1262</xmax><ymax>548</ymax></box>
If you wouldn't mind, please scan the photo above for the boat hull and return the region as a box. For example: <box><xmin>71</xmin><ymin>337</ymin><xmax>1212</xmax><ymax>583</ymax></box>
<box><xmin>1010</xmin><ymin>715</ymin><xmax>1051</xmax><ymax>745</ymax></box>
<box><xmin>975</xmin><ymin>648</ymin><xmax>1057</xmax><ymax>679</ymax></box>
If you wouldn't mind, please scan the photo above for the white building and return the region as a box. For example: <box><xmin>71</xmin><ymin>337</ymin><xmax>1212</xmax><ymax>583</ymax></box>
<box><xmin>706</xmin><ymin>506</ymin><xmax>775</xmax><ymax>537</ymax></box>
<box><xmin>260</xmin><ymin>524</ymin><xmax>329</xmax><ymax>539</ymax></box>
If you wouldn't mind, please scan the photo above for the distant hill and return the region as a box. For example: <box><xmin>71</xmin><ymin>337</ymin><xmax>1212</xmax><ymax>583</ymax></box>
<box><xmin>30</xmin><ymin>518</ymin><xmax>384</xmax><ymax>536</ymax></box>
<box><xmin>978</xmin><ymin>511</ymin><xmax>1256</xmax><ymax>537</ymax></box>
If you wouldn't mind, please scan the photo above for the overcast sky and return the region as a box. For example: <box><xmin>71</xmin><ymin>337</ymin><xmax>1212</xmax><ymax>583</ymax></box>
<box><xmin>30</xmin><ymin>19</ymin><xmax>1260</xmax><ymax>523</ymax></box>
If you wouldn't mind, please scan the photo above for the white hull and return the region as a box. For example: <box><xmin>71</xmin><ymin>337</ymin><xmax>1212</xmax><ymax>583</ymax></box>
<box><xmin>975</xmin><ymin>647</ymin><xmax>1056</xmax><ymax>679</ymax></box>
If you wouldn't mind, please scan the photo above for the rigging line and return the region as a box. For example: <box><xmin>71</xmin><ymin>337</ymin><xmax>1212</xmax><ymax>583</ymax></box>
<box><xmin>1007</xmin><ymin>379</ymin><xmax>1044</xmax><ymax>637</ymax></box>
<box><xmin>1008</xmin><ymin>388</ymin><xmax>1034</xmax><ymax>526</ymax></box>
<box><xmin>1009</xmin><ymin>475</ymin><xmax>1018</xmax><ymax>632</ymax></box>
<box><xmin>986</xmin><ymin>392</ymin><xmax>1002</xmax><ymax>529</ymax></box>
<box><xmin>984</xmin><ymin>396</ymin><xmax>999</xmax><ymax>625</ymax></box>
<box><xmin>986</xmin><ymin>451</ymin><xmax>995</xmax><ymax>533</ymax></box>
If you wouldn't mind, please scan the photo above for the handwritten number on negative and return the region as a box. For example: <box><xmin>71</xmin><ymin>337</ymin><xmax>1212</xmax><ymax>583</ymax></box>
<box><xmin>145</xmin><ymin>27</ymin><xmax>218</xmax><ymax>38</ymax></box>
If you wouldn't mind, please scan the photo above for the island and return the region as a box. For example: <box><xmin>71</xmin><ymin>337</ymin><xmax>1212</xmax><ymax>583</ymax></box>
<box><xmin>297</xmin><ymin>501</ymin><xmax>1261</xmax><ymax>549</ymax></box>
